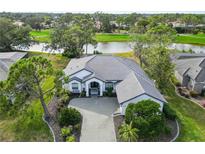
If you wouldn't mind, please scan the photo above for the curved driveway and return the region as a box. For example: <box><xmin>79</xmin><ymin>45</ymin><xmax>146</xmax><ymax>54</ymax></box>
<box><xmin>69</xmin><ymin>97</ymin><xmax>119</xmax><ymax>142</ymax></box>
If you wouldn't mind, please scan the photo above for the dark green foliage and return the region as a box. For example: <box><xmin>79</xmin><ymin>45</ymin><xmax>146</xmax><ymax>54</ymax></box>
<box><xmin>0</xmin><ymin>17</ymin><xmax>32</xmax><ymax>51</ymax></box>
<box><xmin>58</xmin><ymin>108</ymin><xmax>81</xmax><ymax>127</ymax></box>
<box><xmin>163</xmin><ymin>103</ymin><xmax>177</xmax><ymax>120</ymax></box>
<box><xmin>125</xmin><ymin>100</ymin><xmax>167</xmax><ymax>140</ymax></box>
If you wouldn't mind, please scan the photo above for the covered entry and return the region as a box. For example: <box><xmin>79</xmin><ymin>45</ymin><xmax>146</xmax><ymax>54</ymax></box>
<box><xmin>89</xmin><ymin>81</ymin><xmax>100</xmax><ymax>96</ymax></box>
<box><xmin>85</xmin><ymin>78</ymin><xmax>103</xmax><ymax>97</ymax></box>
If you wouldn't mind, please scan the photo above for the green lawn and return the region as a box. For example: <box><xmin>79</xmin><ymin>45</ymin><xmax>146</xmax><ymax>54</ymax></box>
<box><xmin>95</xmin><ymin>33</ymin><xmax>132</xmax><ymax>42</ymax></box>
<box><xmin>0</xmin><ymin>52</ymin><xmax>70</xmax><ymax>141</ymax></box>
<box><xmin>165</xmin><ymin>84</ymin><xmax>205</xmax><ymax>141</ymax></box>
<box><xmin>30</xmin><ymin>29</ymin><xmax>52</xmax><ymax>43</ymax></box>
<box><xmin>115</xmin><ymin>51</ymin><xmax>205</xmax><ymax>141</ymax></box>
<box><xmin>176</xmin><ymin>34</ymin><xmax>205</xmax><ymax>45</ymax></box>
<box><xmin>30</xmin><ymin>29</ymin><xmax>132</xmax><ymax>43</ymax></box>
<box><xmin>30</xmin><ymin>29</ymin><xmax>205</xmax><ymax>46</ymax></box>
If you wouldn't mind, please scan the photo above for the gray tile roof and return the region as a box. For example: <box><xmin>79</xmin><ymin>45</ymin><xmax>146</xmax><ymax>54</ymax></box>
<box><xmin>0</xmin><ymin>52</ymin><xmax>27</xmax><ymax>81</ymax></box>
<box><xmin>171</xmin><ymin>53</ymin><xmax>205</xmax><ymax>60</ymax></box>
<box><xmin>116</xmin><ymin>72</ymin><xmax>166</xmax><ymax>104</ymax></box>
<box><xmin>174</xmin><ymin>58</ymin><xmax>205</xmax><ymax>80</ymax></box>
<box><xmin>64</xmin><ymin>55</ymin><xmax>166</xmax><ymax>104</ymax></box>
<box><xmin>64</xmin><ymin>55</ymin><xmax>95</xmax><ymax>76</ymax></box>
<box><xmin>0</xmin><ymin>52</ymin><xmax>27</xmax><ymax>61</ymax></box>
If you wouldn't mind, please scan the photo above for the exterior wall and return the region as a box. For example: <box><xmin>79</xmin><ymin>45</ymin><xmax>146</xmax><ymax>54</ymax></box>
<box><xmin>175</xmin><ymin>71</ymin><xmax>183</xmax><ymax>83</ymax></box>
<box><xmin>194</xmin><ymin>82</ymin><xmax>205</xmax><ymax>93</ymax></box>
<box><xmin>120</xmin><ymin>94</ymin><xmax>164</xmax><ymax>115</ymax></box>
<box><xmin>70</xmin><ymin>69</ymin><xmax>92</xmax><ymax>80</ymax></box>
<box><xmin>85</xmin><ymin>78</ymin><xmax>104</xmax><ymax>96</ymax></box>
<box><xmin>187</xmin><ymin>78</ymin><xmax>195</xmax><ymax>90</ymax></box>
<box><xmin>63</xmin><ymin>80</ymin><xmax>82</xmax><ymax>93</ymax></box>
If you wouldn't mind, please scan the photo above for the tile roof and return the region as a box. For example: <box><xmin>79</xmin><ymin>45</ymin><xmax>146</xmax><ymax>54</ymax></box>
<box><xmin>64</xmin><ymin>55</ymin><xmax>166</xmax><ymax>104</ymax></box>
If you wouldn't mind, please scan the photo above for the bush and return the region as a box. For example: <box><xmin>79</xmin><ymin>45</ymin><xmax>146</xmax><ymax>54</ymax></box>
<box><xmin>125</xmin><ymin>100</ymin><xmax>166</xmax><ymax>140</ymax></box>
<box><xmin>163</xmin><ymin>103</ymin><xmax>177</xmax><ymax>120</ymax></box>
<box><xmin>58</xmin><ymin>108</ymin><xmax>81</xmax><ymax>127</ymax></box>
<box><xmin>61</xmin><ymin>127</ymin><xmax>72</xmax><ymax>138</ymax></box>
<box><xmin>66</xmin><ymin>135</ymin><xmax>76</xmax><ymax>142</ymax></box>
<box><xmin>79</xmin><ymin>91</ymin><xmax>86</xmax><ymax>97</ymax></box>
<box><xmin>190</xmin><ymin>90</ymin><xmax>199</xmax><ymax>98</ymax></box>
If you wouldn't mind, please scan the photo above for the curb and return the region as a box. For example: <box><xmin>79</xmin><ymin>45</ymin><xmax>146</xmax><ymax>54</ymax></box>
<box><xmin>42</xmin><ymin>116</ymin><xmax>56</xmax><ymax>142</ymax></box>
<box><xmin>170</xmin><ymin>119</ymin><xmax>180</xmax><ymax>142</ymax></box>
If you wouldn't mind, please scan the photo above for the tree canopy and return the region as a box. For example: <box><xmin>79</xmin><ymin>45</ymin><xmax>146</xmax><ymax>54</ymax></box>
<box><xmin>0</xmin><ymin>17</ymin><xmax>32</xmax><ymax>51</ymax></box>
<box><xmin>50</xmin><ymin>16</ymin><xmax>96</xmax><ymax>57</ymax></box>
<box><xmin>6</xmin><ymin>56</ymin><xmax>65</xmax><ymax>119</ymax></box>
<box><xmin>125</xmin><ymin>100</ymin><xmax>166</xmax><ymax>140</ymax></box>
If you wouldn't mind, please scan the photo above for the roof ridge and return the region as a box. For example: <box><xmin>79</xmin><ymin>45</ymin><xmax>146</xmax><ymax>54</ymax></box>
<box><xmin>115</xmin><ymin>56</ymin><xmax>154</xmax><ymax>85</ymax></box>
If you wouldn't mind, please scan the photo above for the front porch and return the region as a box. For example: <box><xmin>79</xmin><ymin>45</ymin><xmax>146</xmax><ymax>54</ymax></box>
<box><xmin>85</xmin><ymin>78</ymin><xmax>103</xmax><ymax>97</ymax></box>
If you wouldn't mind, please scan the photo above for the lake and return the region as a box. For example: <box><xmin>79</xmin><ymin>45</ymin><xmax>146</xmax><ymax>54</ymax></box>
<box><xmin>26</xmin><ymin>42</ymin><xmax>205</xmax><ymax>54</ymax></box>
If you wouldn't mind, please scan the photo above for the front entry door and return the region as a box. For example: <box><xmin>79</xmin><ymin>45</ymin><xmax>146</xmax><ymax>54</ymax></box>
<box><xmin>90</xmin><ymin>82</ymin><xmax>100</xmax><ymax>96</ymax></box>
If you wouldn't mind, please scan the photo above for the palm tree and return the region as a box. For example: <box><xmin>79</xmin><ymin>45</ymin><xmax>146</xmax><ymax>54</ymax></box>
<box><xmin>118</xmin><ymin>122</ymin><xmax>139</xmax><ymax>142</ymax></box>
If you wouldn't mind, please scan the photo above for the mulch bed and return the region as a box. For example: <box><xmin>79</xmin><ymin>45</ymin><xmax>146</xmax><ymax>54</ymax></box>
<box><xmin>113</xmin><ymin>115</ymin><xmax>178</xmax><ymax>142</ymax></box>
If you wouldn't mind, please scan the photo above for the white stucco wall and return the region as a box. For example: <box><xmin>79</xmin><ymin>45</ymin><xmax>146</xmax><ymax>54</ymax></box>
<box><xmin>63</xmin><ymin>80</ymin><xmax>82</xmax><ymax>93</ymax></box>
<box><xmin>70</xmin><ymin>69</ymin><xmax>92</xmax><ymax>80</ymax></box>
<box><xmin>120</xmin><ymin>94</ymin><xmax>164</xmax><ymax>115</ymax></box>
<box><xmin>175</xmin><ymin>71</ymin><xmax>183</xmax><ymax>83</ymax></box>
<box><xmin>85</xmin><ymin>78</ymin><xmax>104</xmax><ymax>96</ymax></box>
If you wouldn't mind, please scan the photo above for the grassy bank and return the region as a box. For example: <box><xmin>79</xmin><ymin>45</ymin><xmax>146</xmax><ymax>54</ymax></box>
<box><xmin>30</xmin><ymin>29</ymin><xmax>52</xmax><ymax>43</ymax></box>
<box><xmin>115</xmin><ymin>51</ymin><xmax>205</xmax><ymax>141</ymax></box>
<box><xmin>95</xmin><ymin>33</ymin><xmax>131</xmax><ymax>42</ymax></box>
<box><xmin>176</xmin><ymin>34</ymin><xmax>205</xmax><ymax>45</ymax></box>
<box><xmin>0</xmin><ymin>52</ymin><xmax>69</xmax><ymax>141</ymax></box>
<box><xmin>30</xmin><ymin>29</ymin><xmax>205</xmax><ymax>46</ymax></box>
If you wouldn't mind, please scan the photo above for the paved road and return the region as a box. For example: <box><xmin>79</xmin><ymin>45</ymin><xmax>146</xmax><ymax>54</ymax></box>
<box><xmin>69</xmin><ymin>97</ymin><xmax>119</xmax><ymax>142</ymax></box>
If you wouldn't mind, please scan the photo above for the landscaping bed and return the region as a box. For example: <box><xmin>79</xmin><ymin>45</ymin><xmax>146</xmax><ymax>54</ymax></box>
<box><xmin>113</xmin><ymin>115</ymin><xmax>178</xmax><ymax>142</ymax></box>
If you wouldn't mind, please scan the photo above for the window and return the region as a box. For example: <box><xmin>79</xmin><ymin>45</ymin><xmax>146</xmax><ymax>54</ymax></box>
<box><xmin>105</xmin><ymin>82</ymin><xmax>113</xmax><ymax>90</ymax></box>
<box><xmin>72</xmin><ymin>83</ymin><xmax>78</xmax><ymax>90</ymax></box>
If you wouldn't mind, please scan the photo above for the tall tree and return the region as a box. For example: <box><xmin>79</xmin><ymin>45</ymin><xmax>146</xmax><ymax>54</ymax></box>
<box><xmin>0</xmin><ymin>17</ymin><xmax>32</xmax><ymax>51</ymax></box>
<box><xmin>51</xmin><ymin>16</ymin><xmax>96</xmax><ymax>57</ymax></box>
<box><xmin>6</xmin><ymin>56</ymin><xmax>64</xmax><ymax>119</ymax></box>
<box><xmin>144</xmin><ymin>24</ymin><xmax>176</xmax><ymax>91</ymax></box>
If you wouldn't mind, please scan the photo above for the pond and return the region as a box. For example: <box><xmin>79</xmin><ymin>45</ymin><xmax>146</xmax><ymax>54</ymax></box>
<box><xmin>25</xmin><ymin>42</ymin><xmax>205</xmax><ymax>54</ymax></box>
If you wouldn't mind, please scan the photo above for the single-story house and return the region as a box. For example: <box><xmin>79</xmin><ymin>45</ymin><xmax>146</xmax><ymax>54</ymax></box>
<box><xmin>0</xmin><ymin>52</ymin><xmax>27</xmax><ymax>81</ymax></box>
<box><xmin>63</xmin><ymin>55</ymin><xmax>166</xmax><ymax>115</ymax></box>
<box><xmin>173</xmin><ymin>53</ymin><xmax>205</xmax><ymax>93</ymax></box>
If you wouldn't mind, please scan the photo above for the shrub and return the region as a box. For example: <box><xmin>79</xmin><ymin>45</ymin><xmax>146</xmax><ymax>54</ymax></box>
<box><xmin>190</xmin><ymin>90</ymin><xmax>199</xmax><ymax>98</ymax></box>
<box><xmin>79</xmin><ymin>91</ymin><xmax>86</xmax><ymax>97</ymax></box>
<box><xmin>61</xmin><ymin>127</ymin><xmax>72</xmax><ymax>138</ymax></box>
<box><xmin>125</xmin><ymin>100</ymin><xmax>167</xmax><ymax>140</ymax></box>
<box><xmin>163</xmin><ymin>103</ymin><xmax>177</xmax><ymax>120</ymax></box>
<box><xmin>66</xmin><ymin>135</ymin><xmax>76</xmax><ymax>142</ymax></box>
<box><xmin>58</xmin><ymin>108</ymin><xmax>81</xmax><ymax>127</ymax></box>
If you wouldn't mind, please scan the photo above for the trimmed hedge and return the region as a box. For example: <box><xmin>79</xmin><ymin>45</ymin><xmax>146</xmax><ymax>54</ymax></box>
<box><xmin>58</xmin><ymin>108</ymin><xmax>81</xmax><ymax>127</ymax></box>
<box><xmin>163</xmin><ymin>103</ymin><xmax>177</xmax><ymax>120</ymax></box>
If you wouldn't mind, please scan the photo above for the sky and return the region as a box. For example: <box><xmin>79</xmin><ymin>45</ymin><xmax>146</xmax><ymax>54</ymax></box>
<box><xmin>0</xmin><ymin>0</ymin><xmax>205</xmax><ymax>13</ymax></box>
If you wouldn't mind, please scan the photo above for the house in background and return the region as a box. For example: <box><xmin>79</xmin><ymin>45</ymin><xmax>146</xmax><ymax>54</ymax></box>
<box><xmin>173</xmin><ymin>53</ymin><xmax>205</xmax><ymax>93</ymax></box>
<box><xmin>0</xmin><ymin>52</ymin><xmax>27</xmax><ymax>81</ymax></box>
<box><xmin>63</xmin><ymin>55</ymin><xmax>166</xmax><ymax>115</ymax></box>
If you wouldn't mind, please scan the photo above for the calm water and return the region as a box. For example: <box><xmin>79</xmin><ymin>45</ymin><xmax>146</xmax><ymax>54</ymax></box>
<box><xmin>26</xmin><ymin>42</ymin><xmax>205</xmax><ymax>54</ymax></box>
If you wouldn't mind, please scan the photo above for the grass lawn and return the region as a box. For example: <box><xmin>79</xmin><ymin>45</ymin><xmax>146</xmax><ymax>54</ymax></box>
<box><xmin>115</xmin><ymin>51</ymin><xmax>205</xmax><ymax>141</ymax></box>
<box><xmin>176</xmin><ymin>34</ymin><xmax>205</xmax><ymax>45</ymax></box>
<box><xmin>165</xmin><ymin>84</ymin><xmax>205</xmax><ymax>141</ymax></box>
<box><xmin>30</xmin><ymin>29</ymin><xmax>52</xmax><ymax>43</ymax></box>
<box><xmin>30</xmin><ymin>29</ymin><xmax>205</xmax><ymax>45</ymax></box>
<box><xmin>95</xmin><ymin>33</ymin><xmax>132</xmax><ymax>42</ymax></box>
<box><xmin>0</xmin><ymin>52</ymin><xmax>70</xmax><ymax>141</ymax></box>
<box><xmin>30</xmin><ymin>29</ymin><xmax>132</xmax><ymax>43</ymax></box>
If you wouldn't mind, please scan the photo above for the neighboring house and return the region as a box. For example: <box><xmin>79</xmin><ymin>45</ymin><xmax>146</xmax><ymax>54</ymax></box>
<box><xmin>0</xmin><ymin>52</ymin><xmax>27</xmax><ymax>81</ymax></box>
<box><xmin>173</xmin><ymin>53</ymin><xmax>205</xmax><ymax>93</ymax></box>
<box><xmin>63</xmin><ymin>55</ymin><xmax>166</xmax><ymax>115</ymax></box>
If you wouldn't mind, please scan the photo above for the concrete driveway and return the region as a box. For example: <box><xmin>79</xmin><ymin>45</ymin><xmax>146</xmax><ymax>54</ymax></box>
<box><xmin>69</xmin><ymin>97</ymin><xmax>119</xmax><ymax>142</ymax></box>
